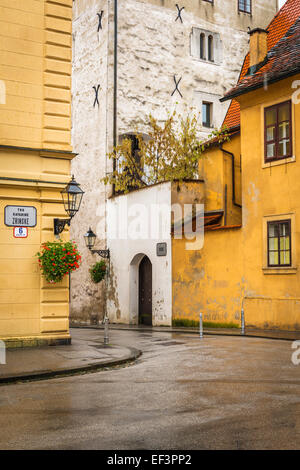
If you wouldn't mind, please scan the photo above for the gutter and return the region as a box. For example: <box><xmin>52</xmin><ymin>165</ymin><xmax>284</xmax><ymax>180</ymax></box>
<box><xmin>112</xmin><ymin>0</ymin><xmax>118</xmax><ymax>194</ymax></box>
<box><xmin>220</xmin><ymin>146</ymin><xmax>242</xmax><ymax>209</ymax></box>
<box><xmin>220</xmin><ymin>68</ymin><xmax>300</xmax><ymax>103</ymax></box>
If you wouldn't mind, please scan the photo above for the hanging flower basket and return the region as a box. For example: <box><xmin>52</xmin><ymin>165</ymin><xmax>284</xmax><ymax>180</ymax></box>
<box><xmin>37</xmin><ymin>240</ymin><xmax>82</xmax><ymax>284</ymax></box>
<box><xmin>90</xmin><ymin>261</ymin><xmax>107</xmax><ymax>284</ymax></box>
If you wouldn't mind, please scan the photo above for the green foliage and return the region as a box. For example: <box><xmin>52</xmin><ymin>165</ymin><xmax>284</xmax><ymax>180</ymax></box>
<box><xmin>172</xmin><ymin>318</ymin><xmax>239</xmax><ymax>329</ymax></box>
<box><xmin>90</xmin><ymin>261</ymin><xmax>107</xmax><ymax>284</ymax></box>
<box><xmin>103</xmin><ymin>110</ymin><xmax>229</xmax><ymax>193</ymax></box>
<box><xmin>37</xmin><ymin>241</ymin><xmax>81</xmax><ymax>284</ymax></box>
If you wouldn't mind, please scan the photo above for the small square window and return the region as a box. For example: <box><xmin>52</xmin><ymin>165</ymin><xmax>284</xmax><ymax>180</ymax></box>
<box><xmin>267</xmin><ymin>220</ymin><xmax>291</xmax><ymax>267</ymax></box>
<box><xmin>202</xmin><ymin>102</ymin><xmax>212</xmax><ymax>128</ymax></box>
<box><xmin>238</xmin><ymin>0</ymin><xmax>251</xmax><ymax>14</ymax></box>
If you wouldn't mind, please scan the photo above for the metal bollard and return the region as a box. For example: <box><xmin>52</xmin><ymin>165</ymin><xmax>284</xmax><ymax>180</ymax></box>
<box><xmin>199</xmin><ymin>312</ymin><xmax>203</xmax><ymax>339</ymax></box>
<box><xmin>103</xmin><ymin>316</ymin><xmax>109</xmax><ymax>345</ymax></box>
<box><xmin>241</xmin><ymin>307</ymin><xmax>245</xmax><ymax>335</ymax></box>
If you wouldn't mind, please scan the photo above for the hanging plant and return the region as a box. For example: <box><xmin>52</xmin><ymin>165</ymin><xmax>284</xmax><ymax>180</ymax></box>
<box><xmin>37</xmin><ymin>240</ymin><xmax>82</xmax><ymax>284</ymax></box>
<box><xmin>90</xmin><ymin>260</ymin><xmax>107</xmax><ymax>284</ymax></box>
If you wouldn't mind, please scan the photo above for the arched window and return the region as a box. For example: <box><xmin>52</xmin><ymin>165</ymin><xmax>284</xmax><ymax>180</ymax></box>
<box><xmin>200</xmin><ymin>33</ymin><xmax>205</xmax><ymax>60</ymax></box>
<box><xmin>208</xmin><ymin>35</ymin><xmax>214</xmax><ymax>62</ymax></box>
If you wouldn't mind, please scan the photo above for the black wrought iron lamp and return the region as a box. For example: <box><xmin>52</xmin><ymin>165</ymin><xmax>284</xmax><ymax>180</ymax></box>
<box><xmin>84</xmin><ymin>227</ymin><xmax>110</xmax><ymax>344</ymax></box>
<box><xmin>84</xmin><ymin>227</ymin><xmax>110</xmax><ymax>259</ymax></box>
<box><xmin>54</xmin><ymin>176</ymin><xmax>84</xmax><ymax>236</ymax></box>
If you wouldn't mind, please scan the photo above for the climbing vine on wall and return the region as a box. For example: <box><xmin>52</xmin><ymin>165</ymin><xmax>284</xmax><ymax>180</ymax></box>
<box><xmin>103</xmin><ymin>110</ymin><xmax>229</xmax><ymax>194</ymax></box>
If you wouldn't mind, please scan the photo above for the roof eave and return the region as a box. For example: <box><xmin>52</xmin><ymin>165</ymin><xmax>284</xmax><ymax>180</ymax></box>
<box><xmin>220</xmin><ymin>68</ymin><xmax>300</xmax><ymax>103</ymax></box>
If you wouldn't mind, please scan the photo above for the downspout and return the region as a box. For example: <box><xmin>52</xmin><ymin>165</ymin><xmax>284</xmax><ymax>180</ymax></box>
<box><xmin>220</xmin><ymin>146</ymin><xmax>242</xmax><ymax>208</ymax></box>
<box><xmin>224</xmin><ymin>184</ymin><xmax>228</xmax><ymax>226</ymax></box>
<box><xmin>112</xmin><ymin>0</ymin><xmax>118</xmax><ymax>194</ymax></box>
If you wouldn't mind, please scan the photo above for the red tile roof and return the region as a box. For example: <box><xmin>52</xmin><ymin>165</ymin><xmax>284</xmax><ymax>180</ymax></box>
<box><xmin>222</xmin><ymin>18</ymin><xmax>300</xmax><ymax>102</ymax></box>
<box><xmin>223</xmin><ymin>0</ymin><xmax>300</xmax><ymax>129</ymax></box>
<box><xmin>223</xmin><ymin>99</ymin><xmax>241</xmax><ymax>130</ymax></box>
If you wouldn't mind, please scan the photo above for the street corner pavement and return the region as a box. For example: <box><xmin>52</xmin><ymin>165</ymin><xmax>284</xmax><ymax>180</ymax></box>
<box><xmin>0</xmin><ymin>328</ymin><xmax>141</xmax><ymax>384</ymax></box>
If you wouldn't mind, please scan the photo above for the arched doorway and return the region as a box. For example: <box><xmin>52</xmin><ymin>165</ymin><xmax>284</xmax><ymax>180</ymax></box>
<box><xmin>139</xmin><ymin>255</ymin><xmax>152</xmax><ymax>325</ymax></box>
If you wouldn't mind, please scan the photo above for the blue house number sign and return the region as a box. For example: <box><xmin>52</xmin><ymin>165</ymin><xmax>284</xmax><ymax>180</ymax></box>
<box><xmin>13</xmin><ymin>227</ymin><xmax>28</xmax><ymax>238</ymax></box>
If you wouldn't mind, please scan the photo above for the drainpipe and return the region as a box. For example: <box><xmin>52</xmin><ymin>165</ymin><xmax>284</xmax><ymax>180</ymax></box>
<box><xmin>220</xmin><ymin>146</ymin><xmax>242</xmax><ymax>208</ymax></box>
<box><xmin>112</xmin><ymin>0</ymin><xmax>118</xmax><ymax>194</ymax></box>
<box><xmin>224</xmin><ymin>184</ymin><xmax>227</xmax><ymax>226</ymax></box>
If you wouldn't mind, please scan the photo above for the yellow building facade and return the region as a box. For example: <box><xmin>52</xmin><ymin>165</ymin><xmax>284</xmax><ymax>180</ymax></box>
<box><xmin>172</xmin><ymin>133</ymin><xmax>243</xmax><ymax>328</ymax></box>
<box><xmin>0</xmin><ymin>0</ymin><xmax>75</xmax><ymax>346</ymax></box>
<box><xmin>173</xmin><ymin>14</ymin><xmax>300</xmax><ymax>331</ymax></box>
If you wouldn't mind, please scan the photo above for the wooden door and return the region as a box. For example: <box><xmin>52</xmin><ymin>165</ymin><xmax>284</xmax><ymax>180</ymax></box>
<box><xmin>139</xmin><ymin>256</ymin><xmax>152</xmax><ymax>325</ymax></box>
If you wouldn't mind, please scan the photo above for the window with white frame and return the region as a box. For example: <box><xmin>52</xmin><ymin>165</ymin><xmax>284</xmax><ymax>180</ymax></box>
<box><xmin>191</xmin><ymin>28</ymin><xmax>221</xmax><ymax>64</ymax></box>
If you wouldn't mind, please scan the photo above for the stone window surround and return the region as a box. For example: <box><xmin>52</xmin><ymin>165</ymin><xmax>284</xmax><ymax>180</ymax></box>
<box><xmin>190</xmin><ymin>27</ymin><xmax>222</xmax><ymax>66</ymax></box>
<box><xmin>193</xmin><ymin>91</ymin><xmax>224</xmax><ymax>131</ymax></box>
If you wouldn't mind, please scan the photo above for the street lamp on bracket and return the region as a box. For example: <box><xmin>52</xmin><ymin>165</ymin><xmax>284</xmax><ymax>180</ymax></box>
<box><xmin>84</xmin><ymin>227</ymin><xmax>110</xmax><ymax>345</ymax></box>
<box><xmin>83</xmin><ymin>227</ymin><xmax>110</xmax><ymax>259</ymax></box>
<box><xmin>54</xmin><ymin>176</ymin><xmax>84</xmax><ymax>236</ymax></box>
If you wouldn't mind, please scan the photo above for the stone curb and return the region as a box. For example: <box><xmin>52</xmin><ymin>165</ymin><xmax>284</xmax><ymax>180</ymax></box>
<box><xmin>70</xmin><ymin>324</ymin><xmax>299</xmax><ymax>342</ymax></box>
<box><xmin>0</xmin><ymin>345</ymin><xmax>142</xmax><ymax>386</ymax></box>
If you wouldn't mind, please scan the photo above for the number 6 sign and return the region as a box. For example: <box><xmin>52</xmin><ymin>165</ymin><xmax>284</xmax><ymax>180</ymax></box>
<box><xmin>13</xmin><ymin>227</ymin><xmax>28</xmax><ymax>238</ymax></box>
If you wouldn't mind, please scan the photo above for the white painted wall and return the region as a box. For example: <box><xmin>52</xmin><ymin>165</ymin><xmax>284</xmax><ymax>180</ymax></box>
<box><xmin>71</xmin><ymin>0</ymin><xmax>111</xmax><ymax>323</ymax></box>
<box><xmin>107</xmin><ymin>182</ymin><xmax>172</xmax><ymax>326</ymax></box>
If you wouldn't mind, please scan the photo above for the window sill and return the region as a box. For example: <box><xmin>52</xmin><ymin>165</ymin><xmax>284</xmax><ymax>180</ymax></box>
<box><xmin>262</xmin><ymin>155</ymin><xmax>295</xmax><ymax>169</ymax></box>
<box><xmin>262</xmin><ymin>266</ymin><xmax>297</xmax><ymax>275</ymax></box>
<box><xmin>191</xmin><ymin>57</ymin><xmax>220</xmax><ymax>66</ymax></box>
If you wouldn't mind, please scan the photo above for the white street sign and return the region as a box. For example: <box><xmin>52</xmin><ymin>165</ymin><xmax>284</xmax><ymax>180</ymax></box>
<box><xmin>5</xmin><ymin>205</ymin><xmax>37</xmax><ymax>227</ymax></box>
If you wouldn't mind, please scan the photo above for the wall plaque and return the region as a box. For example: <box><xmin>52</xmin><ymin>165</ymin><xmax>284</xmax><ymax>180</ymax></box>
<box><xmin>5</xmin><ymin>206</ymin><xmax>37</xmax><ymax>227</ymax></box>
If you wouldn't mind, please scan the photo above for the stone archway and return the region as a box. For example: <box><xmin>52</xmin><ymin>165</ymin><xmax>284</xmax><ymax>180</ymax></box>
<box><xmin>129</xmin><ymin>253</ymin><xmax>152</xmax><ymax>325</ymax></box>
<box><xmin>138</xmin><ymin>255</ymin><xmax>152</xmax><ymax>325</ymax></box>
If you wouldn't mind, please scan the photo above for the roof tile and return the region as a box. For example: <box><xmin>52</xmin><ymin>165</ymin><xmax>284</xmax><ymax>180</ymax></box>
<box><xmin>223</xmin><ymin>0</ymin><xmax>300</xmax><ymax>129</ymax></box>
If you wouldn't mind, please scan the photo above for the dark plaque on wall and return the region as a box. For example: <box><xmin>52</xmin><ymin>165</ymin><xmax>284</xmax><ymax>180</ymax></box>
<box><xmin>156</xmin><ymin>242</ymin><xmax>167</xmax><ymax>257</ymax></box>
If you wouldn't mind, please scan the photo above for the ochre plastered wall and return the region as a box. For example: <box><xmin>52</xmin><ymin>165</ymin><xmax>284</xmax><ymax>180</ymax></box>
<box><xmin>198</xmin><ymin>134</ymin><xmax>242</xmax><ymax>226</ymax></box>
<box><xmin>0</xmin><ymin>0</ymin><xmax>75</xmax><ymax>346</ymax></box>
<box><xmin>172</xmin><ymin>228</ymin><xmax>243</xmax><ymax>325</ymax></box>
<box><xmin>173</xmin><ymin>75</ymin><xmax>300</xmax><ymax>331</ymax></box>
<box><xmin>172</xmin><ymin>139</ymin><xmax>242</xmax><ymax>326</ymax></box>
<box><xmin>239</xmin><ymin>76</ymin><xmax>300</xmax><ymax>330</ymax></box>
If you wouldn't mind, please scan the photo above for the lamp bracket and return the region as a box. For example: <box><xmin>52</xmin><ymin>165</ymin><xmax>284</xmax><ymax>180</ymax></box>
<box><xmin>54</xmin><ymin>218</ymin><xmax>71</xmax><ymax>236</ymax></box>
<box><xmin>91</xmin><ymin>249</ymin><xmax>110</xmax><ymax>259</ymax></box>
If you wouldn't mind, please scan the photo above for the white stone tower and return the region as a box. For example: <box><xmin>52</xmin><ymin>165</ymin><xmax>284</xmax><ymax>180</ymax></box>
<box><xmin>71</xmin><ymin>0</ymin><xmax>278</xmax><ymax>324</ymax></box>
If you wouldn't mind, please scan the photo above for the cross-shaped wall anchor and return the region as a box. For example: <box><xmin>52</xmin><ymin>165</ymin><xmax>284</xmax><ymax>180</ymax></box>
<box><xmin>97</xmin><ymin>11</ymin><xmax>104</xmax><ymax>32</ymax></box>
<box><xmin>175</xmin><ymin>4</ymin><xmax>184</xmax><ymax>23</ymax></box>
<box><xmin>93</xmin><ymin>85</ymin><xmax>100</xmax><ymax>107</ymax></box>
<box><xmin>171</xmin><ymin>75</ymin><xmax>183</xmax><ymax>98</ymax></box>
